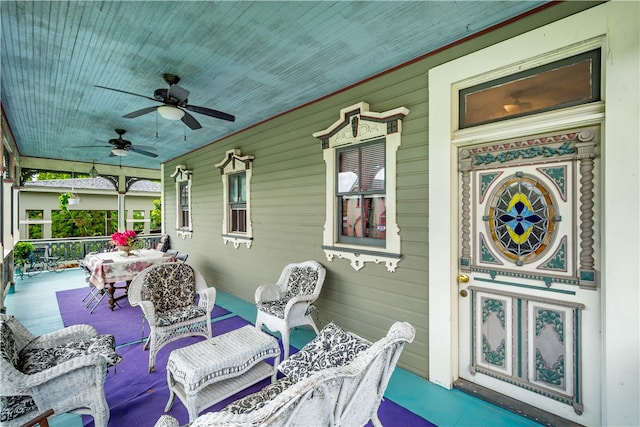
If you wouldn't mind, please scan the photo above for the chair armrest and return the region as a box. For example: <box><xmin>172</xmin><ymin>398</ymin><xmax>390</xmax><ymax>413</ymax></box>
<box><xmin>154</xmin><ymin>415</ymin><xmax>180</xmax><ymax>427</ymax></box>
<box><xmin>197</xmin><ymin>287</ymin><xmax>217</xmax><ymax>314</ymax></box>
<box><xmin>282</xmin><ymin>295</ymin><xmax>316</xmax><ymax>319</ymax></box>
<box><xmin>255</xmin><ymin>284</ymin><xmax>281</xmax><ymax>303</ymax></box>
<box><xmin>2</xmin><ymin>352</ymin><xmax>107</xmax><ymax>391</ymax></box>
<box><xmin>136</xmin><ymin>300</ymin><xmax>158</xmax><ymax>325</ymax></box>
<box><xmin>24</xmin><ymin>324</ymin><xmax>98</xmax><ymax>350</ymax></box>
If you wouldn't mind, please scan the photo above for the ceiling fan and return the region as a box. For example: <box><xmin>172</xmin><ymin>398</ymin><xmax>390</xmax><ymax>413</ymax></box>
<box><xmin>503</xmin><ymin>89</ymin><xmax>533</xmax><ymax>114</ymax></box>
<box><xmin>95</xmin><ymin>74</ymin><xmax>235</xmax><ymax>130</ymax></box>
<box><xmin>73</xmin><ymin>129</ymin><xmax>158</xmax><ymax>158</ymax></box>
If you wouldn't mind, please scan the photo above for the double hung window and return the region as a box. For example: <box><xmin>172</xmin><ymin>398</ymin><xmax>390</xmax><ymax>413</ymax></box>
<box><xmin>337</xmin><ymin>140</ymin><xmax>385</xmax><ymax>246</ymax></box>
<box><xmin>216</xmin><ymin>149</ymin><xmax>254</xmax><ymax>248</ymax></box>
<box><xmin>228</xmin><ymin>172</ymin><xmax>247</xmax><ymax>233</ymax></box>
<box><xmin>171</xmin><ymin>165</ymin><xmax>193</xmax><ymax>238</ymax></box>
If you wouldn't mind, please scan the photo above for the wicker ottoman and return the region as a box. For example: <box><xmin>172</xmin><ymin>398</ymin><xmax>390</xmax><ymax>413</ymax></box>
<box><xmin>164</xmin><ymin>325</ymin><xmax>281</xmax><ymax>422</ymax></box>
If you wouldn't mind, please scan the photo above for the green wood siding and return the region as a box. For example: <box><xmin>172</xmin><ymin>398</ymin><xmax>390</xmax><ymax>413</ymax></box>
<box><xmin>160</xmin><ymin>2</ymin><xmax>595</xmax><ymax>379</ymax></box>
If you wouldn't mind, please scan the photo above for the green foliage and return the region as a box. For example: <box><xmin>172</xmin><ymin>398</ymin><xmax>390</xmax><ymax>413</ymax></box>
<box><xmin>21</xmin><ymin>170</ymin><xmax>92</xmax><ymax>185</ymax></box>
<box><xmin>150</xmin><ymin>198</ymin><xmax>162</xmax><ymax>230</ymax></box>
<box><xmin>58</xmin><ymin>192</ymin><xmax>73</xmax><ymax>211</ymax></box>
<box><xmin>38</xmin><ymin>171</ymin><xmax>73</xmax><ymax>180</ymax></box>
<box><xmin>52</xmin><ymin>210</ymin><xmax>118</xmax><ymax>238</ymax></box>
<box><xmin>27</xmin><ymin>210</ymin><xmax>43</xmax><ymax>239</ymax></box>
<box><xmin>13</xmin><ymin>242</ymin><xmax>35</xmax><ymax>263</ymax></box>
<box><xmin>28</xmin><ymin>224</ymin><xmax>43</xmax><ymax>239</ymax></box>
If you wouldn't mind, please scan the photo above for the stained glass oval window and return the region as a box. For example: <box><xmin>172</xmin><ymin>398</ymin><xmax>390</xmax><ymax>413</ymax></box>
<box><xmin>488</xmin><ymin>175</ymin><xmax>556</xmax><ymax>263</ymax></box>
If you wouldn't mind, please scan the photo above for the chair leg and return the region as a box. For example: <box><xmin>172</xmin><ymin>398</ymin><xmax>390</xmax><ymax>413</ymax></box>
<box><xmin>88</xmin><ymin>290</ymin><xmax>107</xmax><ymax>314</ymax></box>
<box><xmin>370</xmin><ymin>412</ymin><xmax>383</xmax><ymax>427</ymax></box>
<box><xmin>83</xmin><ymin>287</ymin><xmax>100</xmax><ymax>307</ymax></box>
<box><xmin>282</xmin><ymin>329</ymin><xmax>291</xmax><ymax>360</ymax></box>
<box><xmin>90</xmin><ymin>392</ymin><xmax>110</xmax><ymax>427</ymax></box>
<box><xmin>148</xmin><ymin>335</ymin><xmax>156</xmax><ymax>372</ymax></box>
<box><xmin>306</xmin><ymin>315</ymin><xmax>320</xmax><ymax>334</ymax></box>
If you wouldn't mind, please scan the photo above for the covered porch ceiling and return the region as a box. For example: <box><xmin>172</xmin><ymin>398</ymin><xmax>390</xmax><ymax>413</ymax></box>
<box><xmin>1</xmin><ymin>1</ymin><xmax>548</xmax><ymax>173</ymax></box>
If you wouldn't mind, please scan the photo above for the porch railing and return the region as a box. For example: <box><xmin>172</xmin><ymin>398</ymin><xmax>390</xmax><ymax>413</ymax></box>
<box><xmin>19</xmin><ymin>235</ymin><xmax>163</xmax><ymax>263</ymax></box>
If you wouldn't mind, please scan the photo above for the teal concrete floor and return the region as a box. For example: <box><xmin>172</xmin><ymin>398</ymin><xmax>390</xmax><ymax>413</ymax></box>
<box><xmin>4</xmin><ymin>268</ymin><xmax>541</xmax><ymax>427</ymax></box>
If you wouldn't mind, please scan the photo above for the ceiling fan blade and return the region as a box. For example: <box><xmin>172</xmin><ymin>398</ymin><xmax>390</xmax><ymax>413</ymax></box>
<box><xmin>184</xmin><ymin>104</ymin><xmax>235</xmax><ymax>122</ymax></box>
<box><xmin>72</xmin><ymin>145</ymin><xmax>110</xmax><ymax>148</ymax></box>
<box><xmin>128</xmin><ymin>146</ymin><xmax>158</xmax><ymax>158</ymax></box>
<box><xmin>181</xmin><ymin>110</ymin><xmax>202</xmax><ymax>130</ymax></box>
<box><xmin>94</xmin><ymin>85</ymin><xmax>157</xmax><ymax>102</ymax></box>
<box><xmin>123</xmin><ymin>106</ymin><xmax>159</xmax><ymax>118</ymax></box>
<box><xmin>127</xmin><ymin>144</ymin><xmax>155</xmax><ymax>150</ymax></box>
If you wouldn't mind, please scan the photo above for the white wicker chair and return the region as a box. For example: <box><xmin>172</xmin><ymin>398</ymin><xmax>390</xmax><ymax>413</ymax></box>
<box><xmin>155</xmin><ymin>321</ymin><xmax>415</xmax><ymax>427</ymax></box>
<box><xmin>128</xmin><ymin>262</ymin><xmax>216</xmax><ymax>373</ymax></box>
<box><xmin>255</xmin><ymin>260</ymin><xmax>326</xmax><ymax>360</ymax></box>
<box><xmin>0</xmin><ymin>314</ymin><xmax>121</xmax><ymax>427</ymax></box>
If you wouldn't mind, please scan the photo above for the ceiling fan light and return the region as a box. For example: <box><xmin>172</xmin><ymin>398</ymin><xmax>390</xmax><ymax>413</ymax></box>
<box><xmin>112</xmin><ymin>148</ymin><xmax>129</xmax><ymax>157</ymax></box>
<box><xmin>503</xmin><ymin>104</ymin><xmax>520</xmax><ymax>114</ymax></box>
<box><xmin>158</xmin><ymin>105</ymin><xmax>185</xmax><ymax>120</ymax></box>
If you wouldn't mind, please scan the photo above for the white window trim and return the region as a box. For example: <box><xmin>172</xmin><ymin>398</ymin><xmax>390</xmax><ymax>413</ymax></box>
<box><xmin>313</xmin><ymin>101</ymin><xmax>409</xmax><ymax>272</ymax></box>
<box><xmin>171</xmin><ymin>164</ymin><xmax>193</xmax><ymax>239</ymax></box>
<box><xmin>215</xmin><ymin>149</ymin><xmax>254</xmax><ymax>249</ymax></box>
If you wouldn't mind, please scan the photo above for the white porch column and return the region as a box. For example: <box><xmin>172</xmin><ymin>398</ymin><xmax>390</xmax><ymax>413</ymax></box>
<box><xmin>118</xmin><ymin>192</ymin><xmax>126</xmax><ymax>231</ymax></box>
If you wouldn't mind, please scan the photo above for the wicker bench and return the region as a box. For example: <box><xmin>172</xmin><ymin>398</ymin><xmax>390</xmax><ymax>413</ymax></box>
<box><xmin>164</xmin><ymin>325</ymin><xmax>280</xmax><ymax>422</ymax></box>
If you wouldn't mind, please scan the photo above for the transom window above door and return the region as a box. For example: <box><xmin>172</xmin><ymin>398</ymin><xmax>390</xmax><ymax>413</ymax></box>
<box><xmin>459</xmin><ymin>49</ymin><xmax>601</xmax><ymax>128</ymax></box>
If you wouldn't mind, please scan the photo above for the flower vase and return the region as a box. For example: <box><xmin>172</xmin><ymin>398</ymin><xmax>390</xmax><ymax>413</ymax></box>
<box><xmin>118</xmin><ymin>245</ymin><xmax>131</xmax><ymax>256</ymax></box>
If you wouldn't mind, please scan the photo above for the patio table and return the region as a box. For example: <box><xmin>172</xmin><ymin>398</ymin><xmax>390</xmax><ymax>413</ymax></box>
<box><xmin>83</xmin><ymin>249</ymin><xmax>175</xmax><ymax>310</ymax></box>
<box><xmin>165</xmin><ymin>325</ymin><xmax>281</xmax><ymax>422</ymax></box>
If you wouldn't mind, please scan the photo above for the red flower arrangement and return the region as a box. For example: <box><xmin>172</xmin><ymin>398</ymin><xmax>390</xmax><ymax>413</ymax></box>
<box><xmin>111</xmin><ymin>229</ymin><xmax>139</xmax><ymax>247</ymax></box>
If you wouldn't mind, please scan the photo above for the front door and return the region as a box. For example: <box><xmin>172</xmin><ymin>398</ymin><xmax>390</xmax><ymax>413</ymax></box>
<box><xmin>457</xmin><ymin>126</ymin><xmax>601</xmax><ymax>425</ymax></box>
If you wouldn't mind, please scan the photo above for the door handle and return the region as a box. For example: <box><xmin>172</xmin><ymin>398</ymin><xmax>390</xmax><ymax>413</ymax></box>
<box><xmin>457</xmin><ymin>274</ymin><xmax>470</xmax><ymax>283</ymax></box>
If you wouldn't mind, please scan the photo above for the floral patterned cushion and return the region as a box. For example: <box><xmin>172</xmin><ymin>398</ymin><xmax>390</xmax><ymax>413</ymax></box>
<box><xmin>284</xmin><ymin>267</ymin><xmax>319</xmax><ymax>299</ymax></box>
<box><xmin>156</xmin><ymin>305</ymin><xmax>207</xmax><ymax>327</ymax></box>
<box><xmin>0</xmin><ymin>395</ymin><xmax>37</xmax><ymax>423</ymax></box>
<box><xmin>18</xmin><ymin>334</ymin><xmax>122</xmax><ymax>374</ymax></box>
<box><xmin>220</xmin><ymin>378</ymin><xmax>295</xmax><ymax>415</ymax></box>
<box><xmin>257</xmin><ymin>300</ymin><xmax>317</xmax><ymax>319</ymax></box>
<box><xmin>278</xmin><ymin>322</ymin><xmax>371</xmax><ymax>382</ymax></box>
<box><xmin>156</xmin><ymin>234</ymin><xmax>170</xmax><ymax>252</ymax></box>
<box><xmin>0</xmin><ymin>320</ymin><xmax>19</xmax><ymax>369</ymax></box>
<box><xmin>0</xmin><ymin>320</ymin><xmax>36</xmax><ymax>423</ymax></box>
<box><xmin>140</xmin><ymin>263</ymin><xmax>196</xmax><ymax>313</ymax></box>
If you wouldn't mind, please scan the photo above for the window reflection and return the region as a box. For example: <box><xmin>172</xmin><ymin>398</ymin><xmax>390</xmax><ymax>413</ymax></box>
<box><xmin>460</xmin><ymin>49</ymin><xmax>600</xmax><ymax>128</ymax></box>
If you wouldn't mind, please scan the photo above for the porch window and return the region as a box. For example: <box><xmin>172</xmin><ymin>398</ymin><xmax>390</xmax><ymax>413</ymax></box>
<box><xmin>313</xmin><ymin>102</ymin><xmax>409</xmax><ymax>272</ymax></box>
<box><xmin>216</xmin><ymin>149</ymin><xmax>254</xmax><ymax>248</ymax></box>
<box><xmin>171</xmin><ymin>165</ymin><xmax>193</xmax><ymax>238</ymax></box>
<box><xmin>337</xmin><ymin>141</ymin><xmax>385</xmax><ymax>246</ymax></box>
<box><xmin>179</xmin><ymin>182</ymin><xmax>189</xmax><ymax>228</ymax></box>
<box><xmin>228</xmin><ymin>173</ymin><xmax>247</xmax><ymax>233</ymax></box>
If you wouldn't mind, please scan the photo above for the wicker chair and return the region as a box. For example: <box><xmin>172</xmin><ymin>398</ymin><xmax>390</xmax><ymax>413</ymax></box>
<box><xmin>128</xmin><ymin>262</ymin><xmax>216</xmax><ymax>373</ymax></box>
<box><xmin>155</xmin><ymin>321</ymin><xmax>415</xmax><ymax>427</ymax></box>
<box><xmin>255</xmin><ymin>261</ymin><xmax>326</xmax><ymax>360</ymax></box>
<box><xmin>0</xmin><ymin>315</ymin><xmax>121</xmax><ymax>427</ymax></box>
<box><xmin>155</xmin><ymin>234</ymin><xmax>170</xmax><ymax>252</ymax></box>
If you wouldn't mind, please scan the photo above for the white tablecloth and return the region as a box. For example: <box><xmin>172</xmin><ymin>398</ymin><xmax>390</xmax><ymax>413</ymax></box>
<box><xmin>83</xmin><ymin>249</ymin><xmax>175</xmax><ymax>289</ymax></box>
